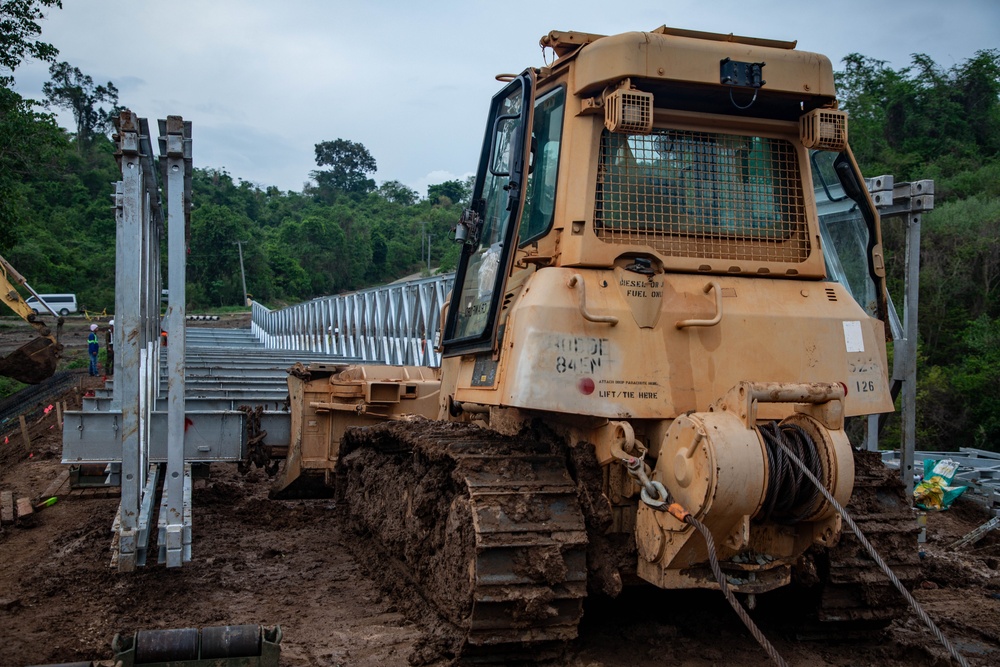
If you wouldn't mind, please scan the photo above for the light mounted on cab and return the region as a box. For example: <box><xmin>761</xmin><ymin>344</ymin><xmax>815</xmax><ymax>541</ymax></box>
<box><xmin>604</xmin><ymin>79</ymin><xmax>654</xmax><ymax>134</ymax></box>
<box><xmin>800</xmin><ymin>108</ymin><xmax>848</xmax><ymax>151</ymax></box>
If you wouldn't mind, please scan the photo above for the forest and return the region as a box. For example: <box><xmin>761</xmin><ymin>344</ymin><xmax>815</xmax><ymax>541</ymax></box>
<box><xmin>2</xmin><ymin>2</ymin><xmax>999</xmax><ymax>453</ymax></box>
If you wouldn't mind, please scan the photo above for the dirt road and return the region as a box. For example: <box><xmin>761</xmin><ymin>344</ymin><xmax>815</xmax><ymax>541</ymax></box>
<box><xmin>1</xmin><ymin>319</ymin><xmax>999</xmax><ymax>665</ymax></box>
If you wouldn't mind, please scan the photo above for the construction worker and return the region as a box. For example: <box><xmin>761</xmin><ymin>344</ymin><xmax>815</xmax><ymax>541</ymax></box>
<box><xmin>87</xmin><ymin>324</ymin><xmax>99</xmax><ymax>376</ymax></box>
<box><xmin>105</xmin><ymin>319</ymin><xmax>115</xmax><ymax>375</ymax></box>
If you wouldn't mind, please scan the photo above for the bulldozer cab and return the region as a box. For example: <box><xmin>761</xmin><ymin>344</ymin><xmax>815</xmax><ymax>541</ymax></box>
<box><xmin>443</xmin><ymin>27</ymin><xmax>888</xmax><ymax>370</ymax></box>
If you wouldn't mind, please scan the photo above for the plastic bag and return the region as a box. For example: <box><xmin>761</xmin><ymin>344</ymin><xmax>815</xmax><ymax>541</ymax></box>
<box><xmin>913</xmin><ymin>458</ymin><xmax>968</xmax><ymax>511</ymax></box>
<box><xmin>477</xmin><ymin>243</ymin><xmax>501</xmax><ymax>299</ymax></box>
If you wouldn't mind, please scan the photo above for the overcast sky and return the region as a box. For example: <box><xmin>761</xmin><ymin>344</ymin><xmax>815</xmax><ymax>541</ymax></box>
<box><xmin>11</xmin><ymin>0</ymin><xmax>1000</xmax><ymax>197</ymax></box>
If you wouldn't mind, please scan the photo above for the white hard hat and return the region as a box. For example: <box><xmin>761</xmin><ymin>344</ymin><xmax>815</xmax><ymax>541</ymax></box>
<box><xmin>109</xmin><ymin>319</ymin><xmax>114</xmax><ymax>326</ymax></box>
<box><xmin>90</xmin><ymin>324</ymin><xmax>98</xmax><ymax>331</ymax></box>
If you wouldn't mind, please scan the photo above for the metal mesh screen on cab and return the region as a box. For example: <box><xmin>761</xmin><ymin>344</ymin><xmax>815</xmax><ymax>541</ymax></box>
<box><xmin>595</xmin><ymin>129</ymin><xmax>809</xmax><ymax>263</ymax></box>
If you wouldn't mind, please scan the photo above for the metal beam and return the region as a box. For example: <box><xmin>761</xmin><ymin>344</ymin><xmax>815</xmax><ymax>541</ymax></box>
<box><xmin>85</xmin><ymin>396</ymin><xmax>290</xmax><ymax>412</ymax></box>
<box><xmin>63</xmin><ymin>410</ymin><xmax>253</xmax><ymax>463</ymax></box>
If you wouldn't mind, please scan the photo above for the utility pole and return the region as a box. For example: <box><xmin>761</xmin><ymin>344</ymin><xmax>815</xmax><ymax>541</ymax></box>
<box><xmin>234</xmin><ymin>240</ymin><xmax>248</xmax><ymax>306</ymax></box>
<box><xmin>419</xmin><ymin>221</ymin><xmax>430</xmax><ymax>274</ymax></box>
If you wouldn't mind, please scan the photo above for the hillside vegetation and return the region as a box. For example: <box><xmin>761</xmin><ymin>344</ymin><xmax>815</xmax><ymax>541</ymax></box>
<box><xmin>2</xmin><ymin>3</ymin><xmax>999</xmax><ymax>452</ymax></box>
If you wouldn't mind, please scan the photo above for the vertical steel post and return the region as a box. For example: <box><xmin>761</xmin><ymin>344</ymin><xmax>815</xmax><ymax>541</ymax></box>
<box><xmin>114</xmin><ymin>112</ymin><xmax>143</xmax><ymax>572</ymax></box>
<box><xmin>162</xmin><ymin>116</ymin><xmax>189</xmax><ymax>567</ymax></box>
<box><xmin>900</xmin><ymin>212</ymin><xmax>921</xmax><ymax>496</ymax></box>
<box><xmin>235</xmin><ymin>240</ymin><xmax>248</xmax><ymax>307</ymax></box>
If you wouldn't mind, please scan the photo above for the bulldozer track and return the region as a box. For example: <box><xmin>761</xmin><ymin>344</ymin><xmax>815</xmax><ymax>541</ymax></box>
<box><xmin>814</xmin><ymin>448</ymin><xmax>921</xmax><ymax>625</ymax></box>
<box><xmin>0</xmin><ymin>370</ymin><xmax>79</xmax><ymax>433</ymax></box>
<box><xmin>337</xmin><ymin>418</ymin><xmax>588</xmax><ymax>653</ymax></box>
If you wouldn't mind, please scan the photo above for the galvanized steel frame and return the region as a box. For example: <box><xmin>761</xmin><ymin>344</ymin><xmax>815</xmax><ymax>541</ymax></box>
<box><xmin>64</xmin><ymin>112</ymin><xmax>194</xmax><ymax>571</ymax></box>
<box><xmin>251</xmin><ymin>274</ymin><xmax>455</xmax><ymax>367</ymax></box>
<box><xmin>110</xmin><ymin>111</ymin><xmax>165</xmax><ymax>572</ymax></box>
<box><xmin>160</xmin><ymin>115</ymin><xmax>192</xmax><ymax>567</ymax></box>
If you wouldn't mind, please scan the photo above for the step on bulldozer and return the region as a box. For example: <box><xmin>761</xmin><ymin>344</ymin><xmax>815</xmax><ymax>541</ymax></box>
<box><xmin>275</xmin><ymin>25</ymin><xmax>918</xmax><ymax>654</ymax></box>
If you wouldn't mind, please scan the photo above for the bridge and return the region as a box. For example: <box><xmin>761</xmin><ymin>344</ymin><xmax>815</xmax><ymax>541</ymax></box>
<box><xmin>62</xmin><ymin>109</ymin><xmax>990</xmax><ymax>573</ymax></box>
<box><xmin>59</xmin><ymin>111</ymin><xmax>454</xmax><ymax>570</ymax></box>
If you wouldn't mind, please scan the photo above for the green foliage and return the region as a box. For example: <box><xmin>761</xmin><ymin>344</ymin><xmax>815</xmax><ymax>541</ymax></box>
<box><xmin>0</xmin><ymin>0</ymin><xmax>61</xmax><ymax>86</ymax></box>
<box><xmin>838</xmin><ymin>50</ymin><xmax>1000</xmax><ymax>180</ymax></box>
<box><xmin>841</xmin><ymin>50</ymin><xmax>1000</xmax><ymax>452</ymax></box>
<box><xmin>427</xmin><ymin>179</ymin><xmax>470</xmax><ymax>205</ymax></box>
<box><xmin>0</xmin><ymin>375</ymin><xmax>27</xmax><ymax>400</ymax></box>
<box><xmin>181</xmin><ymin>167</ymin><xmax>465</xmax><ymax>306</ymax></box>
<box><xmin>0</xmin><ymin>86</ymin><xmax>69</xmax><ymax>250</ymax></box>
<box><xmin>951</xmin><ymin>316</ymin><xmax>1000</xmax><ymax>449</ymax></box>
<box><xmin>916</xmin><ymin>195</ymin><xmax>1000</xmax><ymax>363</ymax></box>
<box><xmin>377</xmin><ymin>180</ymin><xmax>418</xmax><ymax>205</ymax></box>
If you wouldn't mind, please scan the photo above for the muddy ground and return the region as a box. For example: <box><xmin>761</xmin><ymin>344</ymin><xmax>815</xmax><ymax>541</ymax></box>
<box><xmin>1</xmin><ymin>316</ymin><xmax>1000</xmax><ymax>666</ymax></box>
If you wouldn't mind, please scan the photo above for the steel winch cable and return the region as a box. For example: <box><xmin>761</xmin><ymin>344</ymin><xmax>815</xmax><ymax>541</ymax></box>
<box><xmin>665</xmin><ymin>503</ymin><xmax>789</xmax><ymax>667</ymax></box>
<box><xmin>757</xmin><ymin>421</ymin><xmax>823</xmax><ymax>523</ymax></box>
<box><xmin>767</xmin><ymin>422</ymin><xmax>971</xmax><ymax>667</ymax></box>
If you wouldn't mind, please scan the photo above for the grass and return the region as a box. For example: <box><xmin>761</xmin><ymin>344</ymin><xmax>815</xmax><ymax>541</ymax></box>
<box><xmin>0</xmin><ymin>376</ymin><xmax>27</xmax><ymax>400</ymax></box>
<box><xmin>197</xmin><ymin>306</ymin><xmax>252</xmax><ymax>315</ymax></box>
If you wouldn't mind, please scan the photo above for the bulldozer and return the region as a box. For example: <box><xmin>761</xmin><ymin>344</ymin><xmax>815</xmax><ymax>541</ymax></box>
<box><xmin>275</xmin><ymin>26</ymin><xmax>917</xmax><ymax>654</ymax></box>
<box><xmin>0</xmin><ymin>253</ymin><xmax>64</xmax><ymax>384</ymax></box>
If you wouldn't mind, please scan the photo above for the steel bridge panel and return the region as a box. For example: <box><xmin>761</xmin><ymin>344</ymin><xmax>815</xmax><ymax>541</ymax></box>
<box><xmin>250</xmin><ymin>274</ymin><xmax>454</xmax><ymax>367</ymax></box>
<box><xmin>63</xmin><ymin>410</ymin><xmax>249</xmax><ymax>463</ymax></box>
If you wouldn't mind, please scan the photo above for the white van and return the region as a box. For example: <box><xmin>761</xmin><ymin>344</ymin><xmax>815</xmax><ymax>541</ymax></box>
<box><xmin>25</xmin><ymin>293</ymin><xmax>79</xmax><ymax>316</ymax></box>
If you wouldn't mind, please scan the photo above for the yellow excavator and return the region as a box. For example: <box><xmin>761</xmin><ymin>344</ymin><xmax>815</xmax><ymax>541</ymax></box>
<box><xmin>0</xmin><ymin>253</ymin><xmax>64</xmax><ymax>384</ymax></box>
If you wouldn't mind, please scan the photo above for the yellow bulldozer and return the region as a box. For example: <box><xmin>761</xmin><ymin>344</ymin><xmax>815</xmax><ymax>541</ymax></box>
<box><xmin>274</xmin><ymin>26</ymin><xmax>917</xmax><ymax>656</ymax></box>
<box><xmin>0</xmin><ymin>253</ymin><xmax>64</xmax><ymax>384</ymax></box>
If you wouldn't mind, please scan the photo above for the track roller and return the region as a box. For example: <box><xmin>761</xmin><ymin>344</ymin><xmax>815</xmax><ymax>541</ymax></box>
<box><xmin>200</xmin><ymin>624</ymin><xmax>263</xmax><ymax>659</ymax></box>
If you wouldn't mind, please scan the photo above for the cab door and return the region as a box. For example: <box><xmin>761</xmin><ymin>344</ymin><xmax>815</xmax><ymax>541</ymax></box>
<box><xmin>443</xmin><ymin>71</ymin><xmax>535</xmax><ymax>357</ymax></box>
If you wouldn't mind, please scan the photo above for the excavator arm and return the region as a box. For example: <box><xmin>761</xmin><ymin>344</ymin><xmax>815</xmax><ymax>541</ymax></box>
<box><xmin>0</xmin><ymin>253</ymin><xmax>64</xmax><ymax>384</ymax></box>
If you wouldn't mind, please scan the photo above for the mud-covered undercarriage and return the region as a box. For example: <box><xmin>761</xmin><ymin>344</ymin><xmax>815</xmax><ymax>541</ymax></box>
<box><xmin>335</xmin><ymin>417</ymin><xmax>919</xmax><ymax>653</ymax></box>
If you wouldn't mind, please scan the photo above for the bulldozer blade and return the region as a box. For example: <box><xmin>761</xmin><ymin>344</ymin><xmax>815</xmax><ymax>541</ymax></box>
<box><xmin>0</xmin><ymin>336</ymin><xmax>60</xmax><ymax>384</ymax></box>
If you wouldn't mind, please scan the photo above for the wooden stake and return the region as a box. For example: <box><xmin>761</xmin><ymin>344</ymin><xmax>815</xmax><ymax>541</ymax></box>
<box><xmin>1</xmin><ymin>491</ymin><xmax>14</xmax><ymax>525</ymax></box>
<box><xmin>18</xmin><ymin>414</ymin><xmax>31</xmax><ymax>450</ymax></box>
<box><xmin>56</xmin><ymin>401</ymin><xmax>63</xmax><ymax>429</ymax></box>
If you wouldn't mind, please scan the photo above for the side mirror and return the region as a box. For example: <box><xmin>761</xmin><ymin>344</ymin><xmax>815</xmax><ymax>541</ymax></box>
<box><xmin>834</xmin><ymin>154</ymin><xmax>863</xmax><ymax>201</ymax></box>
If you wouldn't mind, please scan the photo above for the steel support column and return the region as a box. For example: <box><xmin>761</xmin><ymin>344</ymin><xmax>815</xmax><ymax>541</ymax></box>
<box><xmin>865</xmin><ymin>177</ymin><xmax>933</xmax><ymax>494</ymax></box>
<box><xmin>161</xmin><ymin>116</ymin><xmax>192</xmax><ymax>567</ymax></box>
<box><xmin>112</xmin><ymin>112</ymin><xmax>164</xmax><ymax>571</ymax></box>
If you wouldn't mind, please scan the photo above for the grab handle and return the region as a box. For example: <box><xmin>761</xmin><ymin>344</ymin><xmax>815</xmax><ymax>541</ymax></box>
<box><xmin>675</xmin><ymin>281</ymin><xmax>722</xmax><ymax>329</ymax></box>
<box><xmin>568</xmin><ymin>274</ymin><xmax>618</xmax><ymax>326</ymax></box>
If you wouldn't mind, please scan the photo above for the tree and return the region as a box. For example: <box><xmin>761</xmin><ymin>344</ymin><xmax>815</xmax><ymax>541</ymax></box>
<box><xmin>377</xmin><ymin>179</ymin><xmax>417</xmax><ymax>205</ymax></box>
<box><xmin>0</xmin><ymin>86</ymin><xmax>68</xmax><ymax>249</ymax></box>
<box><xmin>311</xmin><ymin>138</ymin><xmax>377</xmax><ymax>196</ymax></box>
<box><xmin>427</xmin><ymin>179</ymin><xmax>470</xmax><ymax>205</ymax></box>
<box><xmin>42</xmin><ymin>61</ymin><xmax>119</xmax><ymax>152</ymax></box>
<box><xmin>0</xmin><ymin>0</ymin><xmax>61</xmax><ymax>86</ymax></box>
<box><xmin>837</xmin><ymin>50</ymin><xmax>1000</xmax><ymax>180</ymax></box>
<box><xmin>188</xmin><ymin>204</ymin><xmax>266</xmax><ymax>307</ymax></box>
